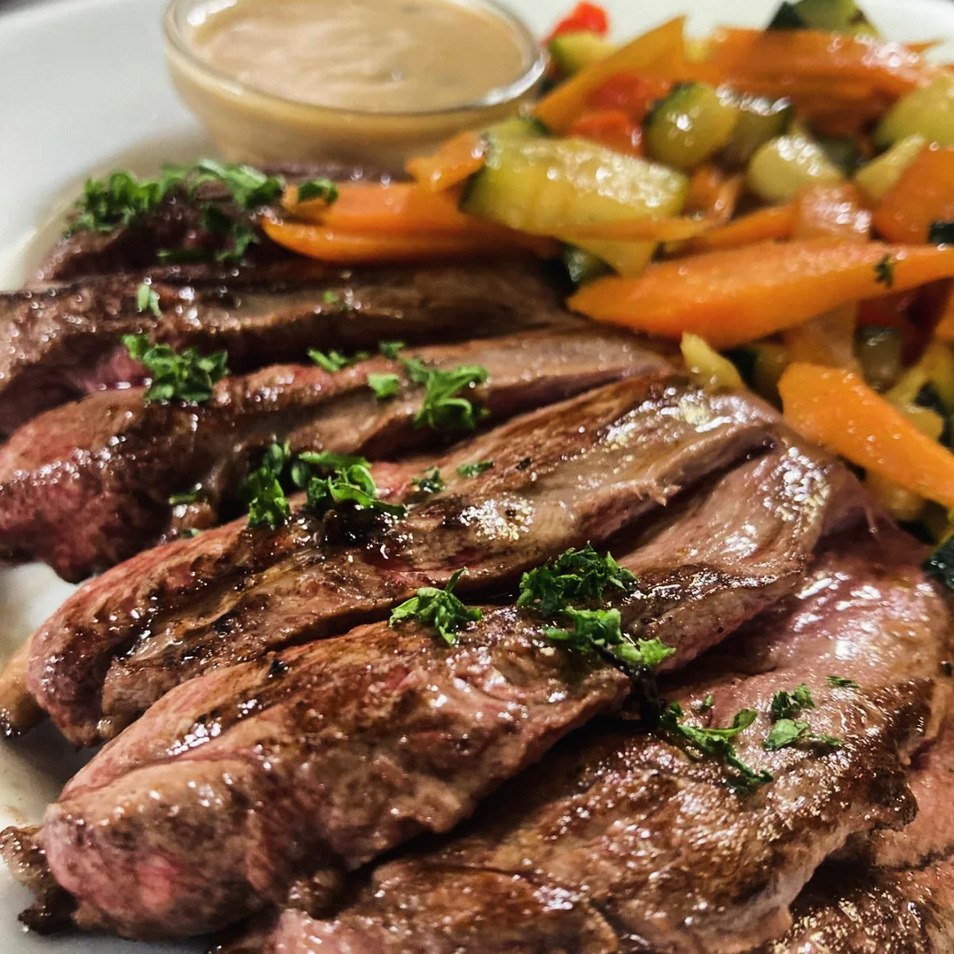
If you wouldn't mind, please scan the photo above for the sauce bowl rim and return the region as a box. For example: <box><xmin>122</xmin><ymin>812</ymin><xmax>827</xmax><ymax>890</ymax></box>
<box><xmin>163</xmin><ymin>0</ymin><xmax>549</xmax><ymax>120</ymax></box>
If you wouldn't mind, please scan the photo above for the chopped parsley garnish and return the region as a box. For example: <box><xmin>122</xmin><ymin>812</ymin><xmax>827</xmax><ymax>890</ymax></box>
<box><xmin>303</xmin><ymin>461</ymin><xmax>406</xmax><ymax>520</ymax></box>
<box><xmin>243</xmin><ymin>441</ymin><xmax>292</xmax><ymax>530</ymax></box>
<box><xmin>929</xmin><ymin>221</ymin><xmax>954</xmax><ymax>246</ymax></box>
<box><xmin>874</xmin><ymin>254</ymin><xmax>896</xmax><ymax>288</ymax></box>
<box><xmin>321</xmin><ymin>290</ymin><xmax>342</xmax><ymax>305</ymax></box>
<box><xmin>367</xmin><ymin>372</ymin><xmax>402</xmax><ymax>400</ymax></box>
<box><xmin>242</xmin><ymin>444</ymin><xmax>401</xmax><ymax>528</ymax></box>
<box><xmin>545</xmin><ymin>608</ymin><xmax>674</xmax><ymax>671</ymax></box>
<box><xmin>412</xmin><ymin>468</ymin><xmax>445</xmax><ymax>495</ymax></box>
<box><xmin>924</xmin><ymin>537</ymin><xmax>954</xmax><ymax>592</ymax></box>
<box><xmin>168</xmin><ymin>487</ymin><xmax>202</xmax><ymax>506</ymax></box>
<box><xmin>297</xmin><ymin>178</ymin><xmax>339</xmax><ymax>204</ymax></box>
<box><xmin>827</xmin><ymin>675</ymin><xmax>860</xmax><ymax>688</ymax></box>
<box><xmin>68</xmin><ymin>161</ymin><xmax>289</xmax><ymax>265</ymax></box>
<box><xmin>405</xmin><ymin>359</ymin><xmax>489</xmax><ymax>431</ymax></box>
<box><xmin>457</xmin><ymin>459</ymin><xmax>494</xmax><ymax>478</ymax></box>
<box><xmin>379</xmin><ymin>340</ymin><xmax>406</xmax><ymax>360</ymax></box>
<box><xmin>770</xmin><ymin>683</ymin><xmax>815</xmax><ymax>721</ymax></box>
<box><xmin>389</xmin><ymin>568</ymin><xmax>482</xmax><ymax>645</ymax></box>
<box><xmin>764</xmin><ymin>719</ymin><xmax>842</xmax><ymax>752</ymax></box>
<box><xmin>765</xmin><ymin>682</ymin><xmax>841</xmax><ymax>752</ymax></box>
<box><xmin>123</xmin><ymin>334</ymin><xmax>228</xmax><ymax>405</ymax></box>
<box><xmin>517</xmin><ymin>544</ymin><xmax>636</xmax><ymax>617</ymax></box>
<box><xmin>698</xmin><ymin>693</ymin><xmax>715</xmax><ymax>713</ymax></box>
<box><xmin>136</xmin><ymin>282</ymin><xmax>161</xmax><ymax>318</ymax></box>
<box><xmin>660</xmin><ymin>702</ymin><xmax>773</xmax><ymax>792</ymax></box>
<box><xmin>308</xmin><ymin>348</ymin><xmax>370</xmax><ymax>373</ymax></box>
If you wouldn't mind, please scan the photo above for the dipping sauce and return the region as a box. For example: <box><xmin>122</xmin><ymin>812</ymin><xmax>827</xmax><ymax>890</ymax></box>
<box><xmin>192</xmin><ymin>0</ymin><xmax>530</xmax><ymax>113</ymax></box>
<box><xmin>164</xmin><ymin>0</ymin><xmax>545</xmax><ymax>167</ymax></box>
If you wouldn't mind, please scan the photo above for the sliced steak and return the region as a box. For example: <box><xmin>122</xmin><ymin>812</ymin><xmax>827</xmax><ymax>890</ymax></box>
<box><xmin>276</xmin><ymin>530</ymin><xmax>950</xmax><ymax>954</ymax></box>
<box><xmin>755</xmin><ymin>857</ymin><xmax>954</xmax><ymax>954</ymax></box>
<box><xmin>861</xmin><ymin>706</ymin><xmax>954</xmax><ymax>869</ymax></box>
<box><xmin>38</xmin><ymin>161</ymin><xmax>389</xmax><ymax>281</ymax></box>
<box><xmin>3</xmin><ymin>612</ymin><xmax>631</xmax><ymax>939</ymax></box>
<box><xmin>0</xmin><ymin>260</ymin><xmax>575</xmax><ymax>434</ymax></box>
<box><xmin>21</xmin><ymin>377</ymin><xmax>776</xmax><ymax>745</ymax></box>
<box><xmin>0</xmin><ymin>327</ymin><xmax>661</xmax><ymax>580</ymax></box>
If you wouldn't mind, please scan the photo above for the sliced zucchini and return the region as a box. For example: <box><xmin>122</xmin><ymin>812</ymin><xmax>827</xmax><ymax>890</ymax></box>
<box><xmin>563</xmin><ymin>245</ymin><xmax>611</xmax><ymax>286</ymax></box>
<box><xmin>644</xmin><ymin>83</ymin><xmax>739</xmax><ymax>170</ymax></box>
<box><xmin>767</xmin><ymin>0</ymin><xmax>878</xmax><ymax>35</ymax></box>
<box><xmin>852</xmin><ymin>134</ymin><xmax>925</xmax><ymax>202</ymax></box>
<box><xmin>727</xmin><ymin>342</ymin><xmax>788</xmax><ymax>402</ymax></box>
<box><xmin>548</xmin><ymin>31</ymin><xmax>616</xmax><ymax>76</ymax></box>
<box><xmin>482</xmin><ymin>117</ymin><xmax>549</xmax><ymax>142</ymax></box>
<box><xmin>855</xmin><ymin>326</ymin><xmax>902</xmax><ymax>391</ymax></box>
<box><xmin>746</xmin><ymin>133</ymin><xmax>844</xmax><ymax>204</ymax></box>
<box><xmin>817</xmin><ymin>136</ymin><xmax>862</xmax><ymax>175</ymax></box>
<box><xmin>720</xmin><ymin>93</ymin><xmax>795</xmax><ymax>167</ymax></box>
<box><xmin>462</xmin><ymin>136</ymin><xmax>689</xmax><ymax>276</ymax></box>
<box><xmin>875</xmin><ymin>76</ymin><xmax>954</xmax><ymax>148</ymax></box>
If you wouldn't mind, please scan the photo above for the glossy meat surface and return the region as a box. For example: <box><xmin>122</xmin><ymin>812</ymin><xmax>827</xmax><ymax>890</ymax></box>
<box><xmin>0</xmin><ymin>327</ymin><xmax>661</xmax><ymax>579</ymax></box>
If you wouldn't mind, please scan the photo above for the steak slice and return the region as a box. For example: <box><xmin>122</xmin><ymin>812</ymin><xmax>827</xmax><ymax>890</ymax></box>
<box><xmin>755</xmin><ymin>857</ymin><xmax>954</xmax><ymax>954</ymax></box>
<box><xmin>5</xmin><ymin>612</ymin><xmax>632</xmax><ymax>939</ymax></box>
<box><xmin>0</xmin><ymin>259</ymin><xmax>575</xmax><ymax>435</ymax></box>
<box><xmin>0</xmin><ymin>327</ymin><xmax>662</xmax><ymax>581</ymax></box>
<box><xmin>21</xmin><ymin>377</ymin><xmax>776</xmax><ymax>745</ymax></box>
<box><xmin>37</xmin><ymin>161</ymin><xmax>389</xmax><ymax>281</ymax></box>
<box><xmin>272</xmin><ymin>530</ymin><xmax>950</xmax><ymax>954</ymax></box>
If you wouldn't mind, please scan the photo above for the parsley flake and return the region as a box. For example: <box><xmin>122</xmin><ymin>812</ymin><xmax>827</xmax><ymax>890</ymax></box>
<box><xmin>242</xmin><ymin>442</ymin><xmax>292</xmax><ymax>530</ymax></box>
<box><xmin>660</xmin><ymin>702</ymin><xmax>773</xmax><ymax>792</ymax></box>
<box><xmin>123</xmin><ymin>334</ymin><xmax>228</xmax><ymax>405</ymax></box>
<box><xmin>545</xmin><ymin>608</ymin><xmax>674</xmax><ymax>671</ymax></box>
<box><xmin>457</xmin><ymin>459</ymin><xmax>494</xmax><ymax>478</ymax></box>
<box><xmin>403</xmin><ymin>359</ymin><xmax>489</xmax><ymax>431</ymax></box>
<box><xmin>379</xmin><ymin>340</ymin><xmax>406</xmax><ymax>359</ymax></box>
<box><xmin>367</xmin><ymin>372</ymin><xmax>402</xmax><ymax>400</ymax></box>
<box><xmin>412</xmin><ymin>468</ymin><xmax>445</xmax><ymax>495</ymax></box>
<box><xmin>518</xmin><ymin>544</ymin><xmax>636</xmax><ymax>617</ymax></box>
<box><xmin>308</xmin><ymin>348</ymin><xmax>369</xmax><ymax>373</ymax></box>
<box><xmin>297</xmin><ymin>178</ymin><xmax>339</xmax><ymax>204</ymax></box>
<box><xmin>389</xmin><ymin>568</ymin><xmax>483</xmax><ymax>645</ymax></box>
<box><xmin>874</xmin><ymin>254</ymin><xmax>896</xmax><ymax>288</ymax></box>
<box><xmin>827</xmin><ymin>675</ymin><xmax>860</xmax><ymax>688</ymax></box>
<box><xmin>136</xmin><ymin>282</ymin><xmax>161</xmax><ymax>318</ymax></box>
<box><xmin>764</xmin><ymin>718</ymin><xmax>842</xmax><ymax>752</ymax></box>
<box><xmin>168</xmin><ymin>487</ymin><xmax>202</xmax><ymax>506</ymax></box>
<box><xmin>304</xmin><ymin>462</ymin><xmax>406</xmax><ymax>520</ymax></box>
<box><xmin>770</xmin><ymin>684</ymin><xmax>815</xmax><ymax>721</ymax></box>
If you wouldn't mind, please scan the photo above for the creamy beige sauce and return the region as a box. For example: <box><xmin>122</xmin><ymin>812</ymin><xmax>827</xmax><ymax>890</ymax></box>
<box><xmin>191</xmin><ymin>0</ymin><xmax>530</xmax><ymax>113</ymax></box>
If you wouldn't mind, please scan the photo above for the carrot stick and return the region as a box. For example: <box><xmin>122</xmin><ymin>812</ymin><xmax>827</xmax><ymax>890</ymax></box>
<box><xmin>779</xmin><ymin>362</ymin><xmax>954</xmax><ymax>508</ymax></box>
<box><xmin>873</xmin><ymin>146</ymin><xmax>954</xmax><ymax>243</ymax></box>
<box><xmin>262</xmin><ymin>219</ymin><xmax>556</xmax><ymax>264</ymax></box>
<box><xmin>535</xmin><ymin>17</ymin><xmax>686</xmax><ymax>133</ymax></box>
<box><xmin>282</xmin><ymin>183</ymin><xmax>491</xmax><ymax>235</ymax></box>
<box><xmin>684</xmin><ymin>165</ymin><xmax>743</xmax><ymax>226</ymax></box>
<box><xmin>558</xmin><ymin>216</ymin><xmax>715</xmax><ymax>242</ymax></box>
<box><xmin>569</xmin><ymin>239</ymin><xmax>954</xmax><ymax>349</ymax></box>
<box><xmin>794</xmin><ymin>184</ymin><xmax>871</xmax><ymax>241</ymax></box>
<box><xmin>405</xmin><ymin>131</ymin><xmax>487</xmax><ymax>193</ymax></box>
<box><xmin>688</xmin><ymin>204</ymin><xmax>795</xmax><ymax>252</ymax></box>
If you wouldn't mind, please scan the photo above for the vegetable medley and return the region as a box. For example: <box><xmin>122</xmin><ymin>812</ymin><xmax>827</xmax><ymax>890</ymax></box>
<box><xmin>264</xmin><ymin>0</ymin><xmax>954</xmax><ymax>570</ymax></box>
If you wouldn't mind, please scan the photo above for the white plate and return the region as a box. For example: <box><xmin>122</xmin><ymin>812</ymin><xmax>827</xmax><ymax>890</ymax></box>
<box><xmin>1</xmin><ymin>0</ymin><xmax>953</xmax><ymax>951</ymax></box>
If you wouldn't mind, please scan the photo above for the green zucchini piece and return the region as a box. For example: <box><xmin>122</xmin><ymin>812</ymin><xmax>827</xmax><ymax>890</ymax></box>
<box><xmin>876</xmin><ymin>76</ymin><xmax>954</xmax><ymax>148</ymax></box>
<box><xmin>747</xmin><ymin>134</ymin><xmax>844</xmax><ymax>204</ymax></box>
<box><xmin>856</xmin><ymin>326</ymin><xmax>902</xmax><ymax>391</ymax></box>
<box><xmin>563</xmin><ymin>246</ymin><xmax>611</xmax><ymax>286</ymax></box>
<box><xmin>644</xmin><ymin>82</ymin><xmax>739</xmax><ymax>170</ymax></box>
<box><xmin>482</xmin><ymin>117</ymin><xmax>549</xmax><ymax>143</ymax></box>
<box><xmin>817</xmin><ymin>136</ymin><xmax>862</xmax><ymax>175</ymax></box>
<box><xmin>548</xmin><ymin>31</ymin><xmax>616</xmax><ymax>75</ymax></box>
<box><xmin>461</xmin><ymin>136</ymin><xmax>688</xmax><ymax>276</ymax></box>
<box><xmin>721</xmin><ymin>93</ymin><xmax>795</xmax><ymax>166</ymax></box>
<box><xmin>726</xmin><ymin>342</ymin><xmax>788</xmax><ymax>402</ymax></box>
<box><xmin>767</xmin><ymin>0</ymin><xmax>878</xmax><ymax>35</ymax></box>
<box><xmin>853</xmin><ymin>134</ymin><xmax>925</xmax><ymax>202</ymax></box>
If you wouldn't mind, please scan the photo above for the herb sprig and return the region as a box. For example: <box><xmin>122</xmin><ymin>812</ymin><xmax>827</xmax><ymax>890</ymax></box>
<box><xmin>545</xmin><ymin>608</ymin><xmax>674</xmax><ymax>671</ymax></box>
<box><xmin>389</xmin><ymin>569</ymin><xmax>482</xmax><ymax>644</ymax></box>
<box><xmin>764</xmin><ymin>683</ymin><xmax>841</xmax><ymax>753</ymax></box>
<box><xmin>136</xmin><ymin>282</ymin><xmax>161</xmax><ymax>318</ymax></box>
<box><xmin>309</xmin><ymin>348</ymin><xmax>370</xmax><ymax>373</ymax></box>
<box><xmin>123</xmin><ymin>334</ymin><xmax>228</xmax><ymax>405</ymax></box>
<box><xmin>412</xmin><ymin>469</ymin><xmax>445</xmax><ymax>495</ymax></box>
<box><xmin>661</xmin><ymin>703</ymin><xmax>773</xmax><ymax>792</ymax></box>
<box><xmin>458</xmin><ymin>459</ymin><xmax>494</xmax><ymax>477</ymax></box>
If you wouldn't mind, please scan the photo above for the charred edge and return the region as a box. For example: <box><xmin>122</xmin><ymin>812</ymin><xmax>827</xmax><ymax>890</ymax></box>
<box><xmin>0</xmin><ymin>825</ymin><xmax>76</xmax><ymax>934</ymax></box>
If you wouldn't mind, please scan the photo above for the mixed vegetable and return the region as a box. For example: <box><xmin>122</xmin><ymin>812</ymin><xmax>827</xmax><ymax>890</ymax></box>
<box><xmin>263</xmin><ymin>0</ymin><xmax>954</xmax><ymax>560</ymax></box>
